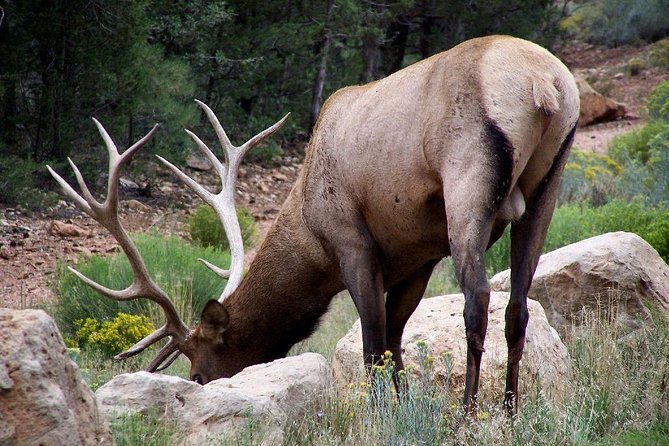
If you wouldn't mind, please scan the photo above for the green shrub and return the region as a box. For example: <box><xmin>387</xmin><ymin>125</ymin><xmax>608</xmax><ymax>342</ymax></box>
<box><xmin>248</xmin><ymin>140</ymin><xmax>284</xmax><ymax>163</ymax></box>
<box><xmin>647</xmin><ymin>80</ymin><xmax>669</xmax><ymax>122</ymax></box>
<box><xmin>608</xmin><ymin>81</ymin><xmax>669</xmax><ymax>205</ymax></box>
<box><xmin>609</xmin><ymin>121</ymin><xmax>667</xmax><ymax>165</ymax></box>
<box><xmin>0</xmin><ymin>155</ymin><xmax>59</xmax><ymax>210</ymax></box>
<box><xmin>53</xmin><ymin>233</ymin><xmax>230</xmax><ymax>338</ymax></box>
<box><xmin>625</xmin><ymin>57</ymin><xmax>645</xmax><ymax>76</ymax></box>
<box><xmin>573</xmin><ymin>0</ymin><xmax>669</xmax><ymax>47</ymax></box>
<box><xmin>74</xmin><ymin>313</ymin><xmax>155</xmax><ymax>356</ymax></box>
<box><xmin>486</xmin><ymin>199</ymin><xmax>669</xmax><ymax>274</ymax></box>
<box><xmin>188</xmin><ymin>204</ymin><xmax>256</xmax><ymax>250</ymax></box>
<box><xmin>650</xmin><ymin>39</ymin><xmax>669</xmax><ymax>69</ymax></box>
<box><xmin>559</xmin><ymin>149</ymin><xmax>623</xmax><ymax>205</ymax></box>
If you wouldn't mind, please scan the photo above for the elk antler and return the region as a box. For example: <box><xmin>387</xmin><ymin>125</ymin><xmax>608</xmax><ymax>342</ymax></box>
<box><xmin>49</xmin><ymin>104</ymin><xmax>288</xmax><ymax>373</ymax></box>
<box><xmin>47</xmin><ymin>120</ymin><xmax>190</xmax><ymax>371</ymax></box>
<box><xmin>157</xmin><ymin>100</ymin><xmax>290</xmax><ymax>301</ymax></box>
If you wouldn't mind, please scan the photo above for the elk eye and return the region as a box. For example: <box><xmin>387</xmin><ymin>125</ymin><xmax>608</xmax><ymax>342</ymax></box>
<box><xmin>192</xmin><ymin>374</ymin><xmax>203</xmax><ymax>385</ymax></box>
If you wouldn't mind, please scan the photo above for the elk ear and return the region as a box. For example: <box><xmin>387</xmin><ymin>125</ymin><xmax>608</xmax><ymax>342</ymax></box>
<box><xmin>199</xmin><ymin>300</ymin><xmax>230</xmax><ymax>344</ymax></box>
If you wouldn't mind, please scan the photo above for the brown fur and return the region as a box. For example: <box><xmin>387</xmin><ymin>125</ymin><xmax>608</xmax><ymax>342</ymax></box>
<box><xmin>185</xmin><ymin>35</ymin><xmax>579</xmax><ymax>413</ymax></box>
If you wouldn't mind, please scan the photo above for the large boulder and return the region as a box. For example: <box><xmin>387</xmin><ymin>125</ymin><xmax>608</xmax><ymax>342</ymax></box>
<box><xmin>491</xmin><ymin>232</ymin><xmax>669</xmax><ymax>339</ymax></box>
<box><xmin>96</xmin><ymin>352</ymin><xmax>330</xmax><ymax>445</ymax></box>
<box><xmin>575</xmin><ymin>72</ymin><xmax>627</xmax><ymax>126</ymax></box>
<box><xmin>332</xmin><ymin>293</ymin><xmax>569</xmax><ymax>401</ymax></box>
<box><xmin>0</xmin><ymin>309</ymin><xmax>113</xmax><ymax>446</ymax></box>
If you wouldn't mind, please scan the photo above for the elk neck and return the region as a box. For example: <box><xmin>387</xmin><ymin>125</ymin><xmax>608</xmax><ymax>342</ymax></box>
<box><xmin>221</xmin><ymin>186</ymin><xmax>343</xmax><ymax>362</ymax></box>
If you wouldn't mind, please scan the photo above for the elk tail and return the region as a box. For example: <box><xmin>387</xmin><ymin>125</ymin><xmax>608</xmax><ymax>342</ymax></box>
<box><xmin>532</xmin><ymin>77</ymin><xmax>561</xmax><ymax>116</ymax></box>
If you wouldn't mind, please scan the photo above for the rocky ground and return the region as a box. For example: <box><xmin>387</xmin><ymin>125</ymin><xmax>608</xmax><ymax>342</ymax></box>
<box><xmin>1</xmin><ymin>40</ymin><xmax>667</xmax><ymax>309</ymax></box>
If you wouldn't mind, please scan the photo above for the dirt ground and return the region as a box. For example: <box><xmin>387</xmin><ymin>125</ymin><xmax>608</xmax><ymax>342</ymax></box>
<box><xmin>2</xmin><ymin>40</ymin><xmax>668</xmax><ymax>310</ymax></box>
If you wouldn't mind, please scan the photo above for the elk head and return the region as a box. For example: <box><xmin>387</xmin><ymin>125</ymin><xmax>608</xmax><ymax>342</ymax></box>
<box><xmin>48</xmin><ymin>100</ymin><xmax>288</xmax><ymax>383</ymax></box>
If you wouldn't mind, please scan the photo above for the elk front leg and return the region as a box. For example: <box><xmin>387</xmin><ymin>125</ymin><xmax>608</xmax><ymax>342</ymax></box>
<box><xmin>338</xmin><ymin>234</ymin><xmax>387</xmax><ymax>373</ymax></box>
<box><xmin>385</xmin><ymin>260</ymin><xmax>439</xmax><ymax>391</ymax></box>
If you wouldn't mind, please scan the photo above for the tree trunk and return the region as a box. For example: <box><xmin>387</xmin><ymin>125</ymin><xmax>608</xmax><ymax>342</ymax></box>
<box><xmin>0</xmin><ymin>7</ymin><xmax>18</xmax><ymax>155</ymax></box>
<box><xmin>381</xmin><ymin>18</ymin><xmax>409</xmax><ymax>76</ymax></box>
<box><xmin>309</xmin><ymin>0</ymin><xmax>335</xmax><ymax>131</ymax></box>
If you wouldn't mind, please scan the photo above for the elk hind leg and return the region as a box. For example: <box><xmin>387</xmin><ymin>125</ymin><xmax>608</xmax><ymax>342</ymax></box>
<box><xmin>504</xmin><ymin>125</ymin><xmax>575</xmax><ymax>415</ymax></box>
<box><xmin>446</xmin><ymin>203</ymin><xmax>497</xmax><ymax>414</ymax></box>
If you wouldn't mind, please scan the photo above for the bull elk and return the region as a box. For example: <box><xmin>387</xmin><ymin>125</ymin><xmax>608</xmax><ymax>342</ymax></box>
<box><xmin>49</xmin><ymin>35</ymin><xmax>579</xmax><ymax>414</ymax></box>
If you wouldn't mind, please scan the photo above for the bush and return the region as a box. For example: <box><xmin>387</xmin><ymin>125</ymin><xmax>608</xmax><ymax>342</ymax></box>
<box><xmin>647</xmin><ymin>80</ymin><xmax>669</xmax><ymax>122</ymax></box>
<box><xmin>53</xmin><ymin>233</ymin><xmax>230</xmax><ymax>338</ymax></box>
<box><xmin>650</xmin><ymin>38</ymin><xmax>669</xmax><ymax>69</ymax></box>
<box><xmin>571</xmin><ymin>0</ymin><xmax>669</xmax><ymax>47</ymax></box>
<box><xmin>608</xmin><ymin>81</ymin><xmax>669</xmax><ymax>205</ymax></box>
<box><xmin>486</xmin><ymin>199</ymin><xmax>669</xmax><ymax>274</ymax></box>
<box><xmin>188</xmin><ymin>204</ymin><xmax>256</xmax><ymax>250</ymax></box>
<box><xmin>559</xmin><ymin>149</ymin><xmax>623</xmax><ymax>205</ymax></box>
<box><xmin>74</xmin><ymin>313</ymin><xmax>155</xmax><ymax>356</ymax></box>
<box><xmin>625</xmin><ymin>57</ymin><xmax>645</xmax><ymax>76</ymax></box>
<box><xmin>0</xmin><ymin>155</ymin><xmax>59</xmax><ymax>210</ymax></box>
<box><xmin>609</xmin><ymin>121</ymin><xmax>667</xmax><ymax>165</ymax></box>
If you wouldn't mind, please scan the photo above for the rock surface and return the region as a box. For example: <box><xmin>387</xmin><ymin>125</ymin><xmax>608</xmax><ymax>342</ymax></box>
<box><xmin>332</xmin><ymin>293</ymin><xmax>570</xmax><ymax>400</ymax></box>
<box><xmin>0</xmin><ymin>309</ymin><xmax>113</xmax><ymax>446</ymax></box>
<box><xmin>575</xmin><ymin>72</ymin><xmax>627</xmax><ymax>126</ymax></box>
<box><xmin>491</xmin><ymin>232</ymin><xmax>669</xmax><ymax>338</ymax></box>
<box><xmin>96</xmin><ymin>353</ymin><xmax>330</xmax><ymax>445</ymax></box>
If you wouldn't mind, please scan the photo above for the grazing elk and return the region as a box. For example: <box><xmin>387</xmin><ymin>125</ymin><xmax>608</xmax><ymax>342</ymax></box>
<box><xmin>49</xmin><ymin>35</ymin><xmax>579</xmax><ymax>414</ymax></box>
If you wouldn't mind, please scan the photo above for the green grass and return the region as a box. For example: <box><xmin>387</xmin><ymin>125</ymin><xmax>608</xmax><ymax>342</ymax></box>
<box><xmin>589</xmin><ymin>423</ymin><xmax>669</xmax><ymax>446</ymax></box>
<box><xmin>289</xmin><ymin>294</ymin><xmax>359</xmax><ymax>361</ymax></box>
<box><xmin>72</xmin><ymin>284</ymin><xmax>669</xmax><ymax>445</ymax></box>
<box><xmin>110</xmin><ymin>411</ymin><xmax>174</xmax><ymax>446</ymax></box>
<box><xmin>69</xmin><ymin>346</ymin><xmax>191</xmax><ymax>391</ymax></box>
<box><xmin>53</xmin><ymin>233</ymin><xmax>231</xmax><ymax>340</ymax></box>
<box><xmin>484</xmin><ymin>198</ymin><xmax>669</xmax><ymax>275</ymax></box>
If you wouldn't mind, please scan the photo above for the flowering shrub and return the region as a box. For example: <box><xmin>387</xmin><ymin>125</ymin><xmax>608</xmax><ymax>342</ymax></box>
<box><xmin>75</xmin><ymin>313</ymin><xmax>155</xmax><ymax>355</ymax></box>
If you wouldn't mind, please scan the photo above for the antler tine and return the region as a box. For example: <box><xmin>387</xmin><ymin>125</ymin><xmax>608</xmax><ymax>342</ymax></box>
<box><xmin>159</xmin><ymin>100</ymin><xmax>289</xmax><ymax>302</ymax></box>
<box><xmin>48</xmin><ymin>119</ymin><xmax>191</xmax><ymax>366</ymax></box>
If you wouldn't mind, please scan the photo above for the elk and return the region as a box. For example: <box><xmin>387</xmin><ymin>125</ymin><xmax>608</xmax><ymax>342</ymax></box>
<box><xmin>49</xmin><ymin>35</ymin><xmax>579</xmax><ymax>414</ymax></box>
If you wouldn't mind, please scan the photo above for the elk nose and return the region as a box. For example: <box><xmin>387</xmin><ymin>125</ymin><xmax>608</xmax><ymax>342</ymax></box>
<box><xmin>191</xmin><ymin>374</ymin><xmax>203</xmax><ymax>385</ymax></box>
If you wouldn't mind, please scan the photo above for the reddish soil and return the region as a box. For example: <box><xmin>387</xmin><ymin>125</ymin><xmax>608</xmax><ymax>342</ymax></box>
<box><xmin>2</xmin><ymin>40</ymin><xmax>668</xmax><ymax>310</ymax></box>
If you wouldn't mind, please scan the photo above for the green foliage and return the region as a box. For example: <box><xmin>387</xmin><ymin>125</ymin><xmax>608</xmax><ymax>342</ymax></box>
<box><xmin>281</xmin><ymin>318</ymin><xmax>669</xmax><ymax>446</ymax></box>
<box><xmin>569</xmin><ymin>0</ymin><xmax>669</xmax><ymax>47</ymax></box>
<box><xmin>591</xmin><ymin>424</ymin><xmax>669</xmax><ymax>446</ymax></box>
<box><xmin>606</xmin><ymin>81</ymin><xmax>669</xmax><ymax>205</ymax></box>
<box><xmin>486</xmin><ymin>199</ymin><xmax>669</xmax><ymax>274</ymax></box>
<box><xmin>70</xmin><ymin>286</ymin><xmax>669</xmax><ymax>445</ymax></box>
<box><xmin>289</xmin><ymin>295</ymin><xmax>359</xmax><ymax>361</ymax></box>
<box><xmin>609</xmin><ymin>121</ymin><xmax>667</xmax><ymax>165</ymax></box>
<box><xmin>0</xmin><ymin>0</ymin><xmax>195</xmax><ymax>163</ymax></box>
<box><xmin>647</xmin><ymin>80</ymin><xmax>669</xmax><ymax>122</ymax></box>
<box><xmin>559</xmin><ymin>149</ymin><xmax>623</xmax><ymax>205</ymax></box>
<box><xmin>53</xmin><ymin>233</ymin><xmax>230</xmax><ymax>338</ymax></box>
<box><xmin>550</xmin><ymin>199</ymin><xmax>669</xmax><ymax>261</ymax></box>
<box><xmin>188</xmin><ymin>204</ymin><xmax>256</xmax><ymax>251</ymax></box>
<box><xmin>650</xmin><ymin>38</ymin><xmax>669</xmax><ymax>69</ymax></box>
<box><xmin>0</xmin><ymin>155</ymin><xmax>59</xmax><ymax>209</ymax></box>
<box><xmin>74</xmin><ymin>313</ymin><xmax>155</xmax><ymax>356</ymax></box>
<box><xmin>625</xmin><ymin>57</ymin><xmax>645</xmax><ymax>76</ymax></box>
<box><xmin>110</xmin><ymin>411</ymin><xmax>174</xmax><ymax>446</ymax></box>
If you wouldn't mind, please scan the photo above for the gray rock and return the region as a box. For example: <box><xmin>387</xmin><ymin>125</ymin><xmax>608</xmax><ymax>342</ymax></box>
<box><xmin>332</xmin><ymin>292</ymin><xmax>570</xmax><ymax>401</ymax></box>
<box><xmin>0</xmin><ymin>309</ymin><xmax>113</xmax><ymax>446</ymax></box>
<box><xmin>96</xmin><ymin>352</ymin><xmax>330</xmax><ymax>445</ymax></box>
<box><xmin>491</xmin><ymin>232</ymin><xmax>669</xmax><ymax>338</ymax></box>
